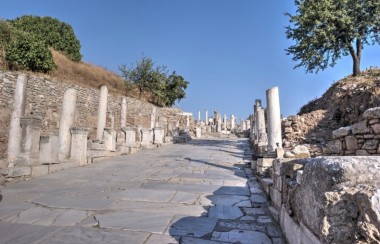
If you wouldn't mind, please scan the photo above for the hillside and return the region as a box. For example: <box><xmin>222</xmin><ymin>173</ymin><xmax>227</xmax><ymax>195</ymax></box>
<box><xmin>284</xmin><ymin>68</ymin><xmax>380</xmax><ymax>155</ymax></box>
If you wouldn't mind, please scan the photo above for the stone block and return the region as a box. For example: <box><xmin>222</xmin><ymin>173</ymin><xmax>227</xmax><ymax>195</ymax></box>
<box><xmin>270</xmin><ymin>187</ymin><xmax>282</xmax><ymax>209</ymax></box>
<box><xmin>250</xmin><ymin>160</ymin><xmax>257</xmax><ymax>171</ymax></box>
<box><xmin>257</xmin><ymin>158</ymin><xmax>274</xmax><ymax>167</ymax></box>
<box><xmin>352</xmin><ymin>120</ymin><xmax>369</xmax><ymax>134</ymax></box>
<box><xmin>345</xmin><ymin>136</ymin><xmax>358</xmax><ymax>151</ymax></box>
<box><xmin>355</xmin><ymin>149</ymin><xmax>370</xmax><ymax>156</ymax></box>
<box><xmin>290</xmin><ymin>145</ymin><xmax>311</xmax><ymax>158</ymax></box>
<box><xmin>268</xmin><ymin>206</ymin><xmax>280</xmax><ymax>222</ymax></box>
<box><xmin>362</xmin><ymin>107</ymin><xmax>380</xmax><ymax>119</ymax></box>
<box><xmin>300</xmin><ymin>223</ymin><xmax>321</xmax><ymax>244</ymax></box>
<box><xmin>325</xmin><ymin>140</ymin><xmax>342</xmax><ymax>154</ymax></box>
<box><xmin>296</xmin><ymin>170</ymin><xmax>303</xmax><ymax>185</ymax></box>
<box><xmin>8</xmin><ymin>167</ymin><xmax>31</xmax><ymax>177</ymax></box>
<box><xmin>332</xmin><ymin>126</ymin><xmax>351</xmax><ymax>139</ymax></box>
<box><xmin>117</xmin><ymin>145</ymin><xmax>131</xmax><ymax>155</ymax></box>
<box><xmin>256</xmin><ymin>166</ymin><xmax>269</xmax><ymax>176</ymax></box>
<box><xmin>31</xmin><ymin>165</ymin><xmax>49</xmax><ymax>177</ymax></box>
<box><xmin>276</xmin><ymin>148</ymin><xmax>284</xmax><ymax>158</ymax></box>
<box><xmin>49</xmin><ymin>161</ymin><xmax>78</xmax><ymax>174</ymax></box>
<box><xmin>280</xmin><ymin>206</ymin><xmax>301</xmax><ymax>244</ymax></box>
<box><xmin>362</xmin><ymin>139</ymin><xmax>379</xmax><ymax>150</ymax></box>
<box><xmin>273</xmin><ymin>174</ymin><xmax>283</xmax><ymax>190</ymax></box>
<box><xmin>258</xmin><ymin>177</ymin><xmax>273</xmax><ymax>194</ymax></box>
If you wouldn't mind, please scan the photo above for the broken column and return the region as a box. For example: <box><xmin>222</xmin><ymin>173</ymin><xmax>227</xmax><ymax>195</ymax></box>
<box><xmin>205</xmin><ymin>110</ymin><xmax>209</xmax><ymax>126</ymax></box>
<box><xmin>266</xmin><ymin>86</ymin><xmax>282</xmax><ymax>152</ymax></box>
<box><xmin>15</xmin><ymin>116</ymin><xmax>42</xmax><ymax>166</ymax></box>
<box><xmin>58</xmin><ymin>88</ymin><xmax>77</xmax><ymax>162</ymax></box>
<box><xmin>7</xmin><ymin>74</ymin><xmax>28</xmax><ymax>163</ymax></box>
<box><xmin>150</xmin><ymin>107</ymin><xmax>157</xmax><ymax>129</ymax></box>
<box><xmin>96</xmin><ymin>86</ymin><xmax>108</xmax><ymax>141</ymax></box>
<box><xmin>70</xmin><ymin>127</ymin><xmax>90</xmax><ymax>165</ymax></box>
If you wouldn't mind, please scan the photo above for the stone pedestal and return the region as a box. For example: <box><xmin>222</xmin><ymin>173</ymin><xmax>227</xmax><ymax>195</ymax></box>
<box><xmin>173</xmin><ymin>127</ymin><xmax>180</xmax><ymax>137</ymax></box>
<box><xmin>116</xmin><ymin>131</ymin><xmax>126</xmax><ymax>145</ymax></box>
<box><xmin>141</xmin><ymin>128</ymin><xmax>152</xmax><ymax>147</ymax></box>
<box><xmin>153</xmin><ymin>127</ymin><xmax>164</xmax><ymax>144</ymax></box>
<box><xmin>96</xmin><ymin>86</ymin><xmax>108</xmax><ymax>141</ymax></box>
<box><xmin>70</xmin><ymin>127</ymin><xmax>90</xmax><ymax>165</ymax></box>
<box><xmin>58</xmin><ymin>88</ymin><xmax>77</xmax><ymax>163</ymax></box>
<box><xmin>39</xmin><ymin>135</ymin><xmax>59</xmax><ymax>164</ymax></box>
<box><xmin>15</xmin><ymin>116</ymin><xmax>42</xmax><ymax>166</ymax></box>
<box><xmin>124</xmin><ymin>127</ymin><xmax>137</xmax><ymax>147</ymax></box>
<box><xmin>8</xmin><ymin>74</ymin><xmax>28</xmax><ymax>163</ymax></box>
<box><xmin>266</xmin><ymin>87</ymin><xmax>282</xmax><ymax>152</ymax></box>
<box><xmin>104</xmin><ymin>128</ymin><xmax>116</xmax><ymax>151</ymax></box>
<box><xmin>196</xmin><ymin>127</ymin><xmax>202</xmax><ymax>138</ymax></box>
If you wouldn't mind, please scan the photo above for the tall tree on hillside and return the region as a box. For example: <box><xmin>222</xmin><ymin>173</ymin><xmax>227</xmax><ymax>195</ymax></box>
<box><xmin>286</xmin><ymin>0</ymin><xmax>380</xmax><ymax>76</ymax></box>
<box><xmin>119</xmin><ymin>56</ymin><xmax>167</xmax><ymax>98</ymax></box>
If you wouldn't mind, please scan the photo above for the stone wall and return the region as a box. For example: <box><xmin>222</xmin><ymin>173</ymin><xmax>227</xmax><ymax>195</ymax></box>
<box><xmin>0</xmin><ymin>71</ymin><xmax>187</xmax><ymax>163</ymax></box>
<box><xmin>325</xmin><ymin>107</ymin><xmax>380</xmax><ymax>156</ymax></box>
<box><xmin>255</xmin><ymin>156</ymin><xmax>380</xmax><ymax>244</ymax></box>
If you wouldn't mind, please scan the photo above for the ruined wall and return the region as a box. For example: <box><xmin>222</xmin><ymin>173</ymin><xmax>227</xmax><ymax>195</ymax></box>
<box><xmin>325</xmin><ymin>107</ymin><xmax>380</xmax><ymax>156</ymax></box>
<box><xmin>0</xmin><ymin>71</ymin><xmax>186</xmax><ymax>161</ymax></box>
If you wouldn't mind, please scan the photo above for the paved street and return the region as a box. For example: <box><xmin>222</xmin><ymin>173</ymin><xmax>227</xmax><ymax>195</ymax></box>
<box><xmin>0</xmin><ymin>138</ymin><xmax>284</xmax><ymax>244</ymax></box>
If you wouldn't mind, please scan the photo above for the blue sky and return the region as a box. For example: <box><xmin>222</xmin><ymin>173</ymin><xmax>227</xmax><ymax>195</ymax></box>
<box><xmin>2</xmin><ymin>1</ymin><xmax>380</xmax><ymax>121</ymax></box>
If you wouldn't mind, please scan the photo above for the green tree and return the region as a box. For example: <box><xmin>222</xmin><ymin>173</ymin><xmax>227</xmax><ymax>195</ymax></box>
<box><xmin>162</xmin><ymin>71</ymin><xmax>189</xmax><ymax>106</ymax></box>
<box><xmin>119</xmin><ymin>56</ymin><xmax>167</xmax><ymax>98</ymax></box>
<box><xmin>286</xmin><ymin>0</ymin><xmax>380</xmax><ymax>76</ymax></box>
<box><xmin>10</xmin><ymin>15</ymin><xmax>82</xmax><ymax>61</ymax></box>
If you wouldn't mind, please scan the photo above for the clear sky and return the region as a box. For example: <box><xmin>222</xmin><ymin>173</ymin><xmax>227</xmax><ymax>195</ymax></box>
<box><xmin>2</xmin><ymin>1</ymin><xmax>380</xmax><ymax>121</ymax></box>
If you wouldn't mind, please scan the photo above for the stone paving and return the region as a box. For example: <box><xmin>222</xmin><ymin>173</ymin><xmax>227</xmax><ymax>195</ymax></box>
<box><xmin>0</xmin><ymin>138</ymin><xmax>285</xmax><ymax>244</ymax></box>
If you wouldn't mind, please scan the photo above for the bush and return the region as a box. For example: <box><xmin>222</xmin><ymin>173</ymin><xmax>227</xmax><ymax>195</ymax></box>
<box><xmin>6</xmin><ymin>33</ymin><xmax>56</xmax><ymax>73</ymax></box>
<box><xmin>10</xmin><ymin>15</ymin><xmax>82</xmax><ymax>62</ymax></box>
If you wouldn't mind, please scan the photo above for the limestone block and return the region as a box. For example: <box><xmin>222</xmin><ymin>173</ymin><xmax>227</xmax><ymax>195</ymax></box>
<box><xmin>70</xmin><ymin>127</ymin><xmax>90</xmax><ymax>165</ymax></box>
<box><xmin>195</xmin><ymin>127</ymin><xmax>201</xmax><ymax>138</ymax></box>
<box><xmin>8</xmin><ymin>167</ymin><xmax>31</xmax><ymax>177</ymax></box>
<box><xmin>332</xmin><ymin>126</ymin><xmax>352</xmax><ymax>139</ymax></box>
<box><xmin>345</xmin><ymin>136</ymin><xmax>358</xmax><ymax>151</ymax></box>
<box><xmin>270</xmin><ymin>187</ymin><xmax>282</xmax><ymax>209</ymax></box>
<box><xmin>153</xmin><ymin>127</ymin><xmax>164</xmax><ymax>144</ymax></box>
<box><xmin>296</xmin><ymin>170</ymin><xmax>303</xmax><ymax>185</ymax></box>
<box><xmin>300</xmin><ymin>223</ymin><xmax>322</xmax><ymax>244</ymax></box>
<box><xmin>141</xmin><ymin>128</ymin><xmax>152</xmax><ymax>147</ymax></box>
<box><xmin>361</xmin><ymin>139</ymin><xmax>379</xmax><ymax>150</ymax></box>
<box><xmin>280</xmin><ymin>206</ymin><xmax>301</xmax><ymax>244</ymax></box>
<box><xmin>325</xmin><ymin>140</ymin><xmax>343</xmax><ymax>154</ymax></box>
<box><xmin>103</xmin><ymin>128</ymin><xmax>116</xmax><ymax>151</ymax></box>
<box><xmin>371</xmin><ymin>124</ymin><xmax>380</xmax><ymax>134</ymax></box>
<box><xmin>124</xmin><ymin>127</ymin><xmax>137</xmax><ymax>147</ymax></box>
<box><xmin>273</xmin><ymin>174</ymin><xmax>283</xmax><ymax>190</ymax></box>
<box><xmin>290</xmin><ymin>145</ymin><xmax>310</xmax><ymax>158</ymax></box>
<box><xmin>16</xmin><ymin>116</ymin><xmax>42</xmax><ymax>166</ymax></box>
<box><xmin>362</xmin><ymin>107</ymin><xmax>380</xmax><ymax>119</ymax></box>
<box><xmin>257</xmin><ymin>158</ymin><xmax>274</xmax><ymax>167</ymax></box>
<box><xmin>291</xmin><ymin>156</ymin><xmax>380</xmax><ymax>243</ymax></box>
<box><xmin>31</xmin><ymin>165</ymin><xmax>49</xmax><ymax>177</ymax></box>
<box><xmin>355</xmin><ymin>149</ymin><xmax>370</xmax><ymax>156</ymax></box>
<box><xmin>352</xmin><ymin>120</ymin><xmax>369</xmax><ymax>134</ymax></box>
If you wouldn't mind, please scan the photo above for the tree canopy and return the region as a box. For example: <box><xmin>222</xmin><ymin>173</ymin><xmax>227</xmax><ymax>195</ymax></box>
<box><xmin>286</xmin><ymin>0</ymin><xmax>380</xmax><ymax>76</ymax></box>
<box><xmin>119</xmin><ymin>56</ymin><xmax>189</xmax><ymax>107</ymax></box>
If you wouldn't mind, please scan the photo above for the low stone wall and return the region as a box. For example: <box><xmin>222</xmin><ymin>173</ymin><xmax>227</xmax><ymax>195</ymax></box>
<box><xmin>0</xmin><ymin>71</ymin><xmax>188</xmax><ymax>163</ymax></box>
<box><xmin>256</xmin><ymin>156</ymin><xmax>380</xmax><ymax>244</ymax></box>
<box><xmin>326</xmin><ymin>107</ymin><xmax>380</xmax><ymax>156</ymax></box>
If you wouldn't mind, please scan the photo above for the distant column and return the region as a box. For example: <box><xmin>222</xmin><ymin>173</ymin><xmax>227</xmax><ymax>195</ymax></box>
<box><xmin>223</xmin><ymin>114</ymin><xmax>227</xmax><ymax>131</ymax></box>
<box><xmin>58</xmin><ymin>88</ymin><xmax>77</xmax><ymax>162</ymax></box>
<box><xmin>205</xmin><ymin>110</ymin><xmax>209</xmax><ymax>126</ymax></box>
<box><xmin>198</xmin><ymin>110</ymin><xmax>201</xmax><ymax>125</ymax></box>
<box><xmin>121</xmin><ymin>97</ymin><xmax>127</xmax><ymax>129</ymax></box>
<box><xmin>266</xmin><ymin>86</ymin><xmax>282</xmax><ymax>152</ymax></box>
<box><xmin>8</xmin><ymin>74</ymin><xmax>28</xmax><ymax>163</ymax></box>
<box><xmin>96</xmin><ymin>86</ymin><xmax>108</xmax><ymax>141</ymax></box>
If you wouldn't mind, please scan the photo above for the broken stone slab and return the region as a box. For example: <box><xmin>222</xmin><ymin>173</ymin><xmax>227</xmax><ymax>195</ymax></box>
<box><xmin>332</xmin><ymin>126</ymin><xmax>352</xmax><ymax>139</ymax></box>
<box><xmin>208</xmin><ymin>205</ymin><xmax>244</xmax><ymax>219</ymax></box>
<box><xmin>250</xmin><ymin>194</ymin><xmax>268</xmax><ymax>204</ymax></box>
<box><xmin>167</xmin><ymin>215</ymin><xmax>217</xmax><ymax>238</ymax></box>
<box><xmin>362</xmin><ymin>107</ymin><xmax>380</xmax><ymax>119</ymax></box>
<box><xmin>181</xmin><ymin>236</ymin><xmax>221</xmax><ymax>244</ymax></box>
<box><xmin>211</xmin><ymin>229</ymin><xmax>272</xmax><ymax>244</ymax></box>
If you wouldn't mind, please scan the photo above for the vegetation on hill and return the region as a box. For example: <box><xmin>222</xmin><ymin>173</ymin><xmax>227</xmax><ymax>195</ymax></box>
<box><xmin>0</xmin><ymin>15</ymin><xmax>81</xmax><ymax>73</ymax></box>
<box><xmin>286</xmin><ymin>0</ymin><xmax>380</xmax><ymax>76</ymax></box>
<box><xmin>119</xmin><ymin>56</ymin><xmax>189</xmax><ymax>107</ymax></box>
<box><xmin>0</xmin><ymin>15</ymin><xmax>188</xmax><ymax>107</ymax></box>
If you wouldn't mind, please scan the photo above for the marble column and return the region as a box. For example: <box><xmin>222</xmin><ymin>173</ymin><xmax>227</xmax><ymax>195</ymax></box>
<box><xmin>8</xmin><ymin>74</ymin><xmax>28</xmax><ymax>163</ymax></box>
<box><xmin>205</xmin><ymin>110</ymin><xmax>209</xmax><ymax>126</ymax></box>
<box><xmin>121</xmin><ymin>97</ymin><xmax>127</xmax><ymax>129</ymax></box>
<box><xmin>58</xmin><ymin>88</ymin><xmax>77</xmax><ymax>163</ymax></box>
<box><xmin>257</xmin><ymin>107</ymin><xmax>267</xmax><ymax>144</ymax></box>
<box><xmin>186</xmin><ymin>115</ymin><xmax>190</xmax><ymax>127</ymax></box>
<box><xmin>16</xmin><ymin>116</ymin><xmax>42</xmax><ymax>166</ymax></box>
<box><xmin>96</xmin><ymin>86</ymin><xmax>108</xmax><ymax>141</ymax></box>
<box><xmin>231</xmin><ymin>115</ymin><xmax>235</xmax><ymax>131</ymax></box>
<box><xmin>266</xmin><ymin>86</ymin><xmax>282</xmax><ymax>152</ymax></box>
<box><xmin>198</xmin><ymin>110</ymin><xmax>201</xmax><ymax>125</ymax></box>
<box><xmin>150</xmin><ymin>107</ymin><xmax>157</xmax><ymax>129</ymax></box>
<box><xmin>70</xmin><ymin>127</ymin><xmax>90</xmax><ymax>165</ymax></box>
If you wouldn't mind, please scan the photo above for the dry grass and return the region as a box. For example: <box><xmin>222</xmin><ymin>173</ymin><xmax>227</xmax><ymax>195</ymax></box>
<box><xmin>50</xmin><ymin>50</ymin><xmax>126</xmax><ymax>94</ymax></box>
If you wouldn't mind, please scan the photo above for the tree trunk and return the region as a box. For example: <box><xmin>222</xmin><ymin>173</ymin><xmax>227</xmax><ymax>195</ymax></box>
<box><xmin>348</xmin><ymin>39</ymin><xmax>362</xmax><ymax>76</ymax></box>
